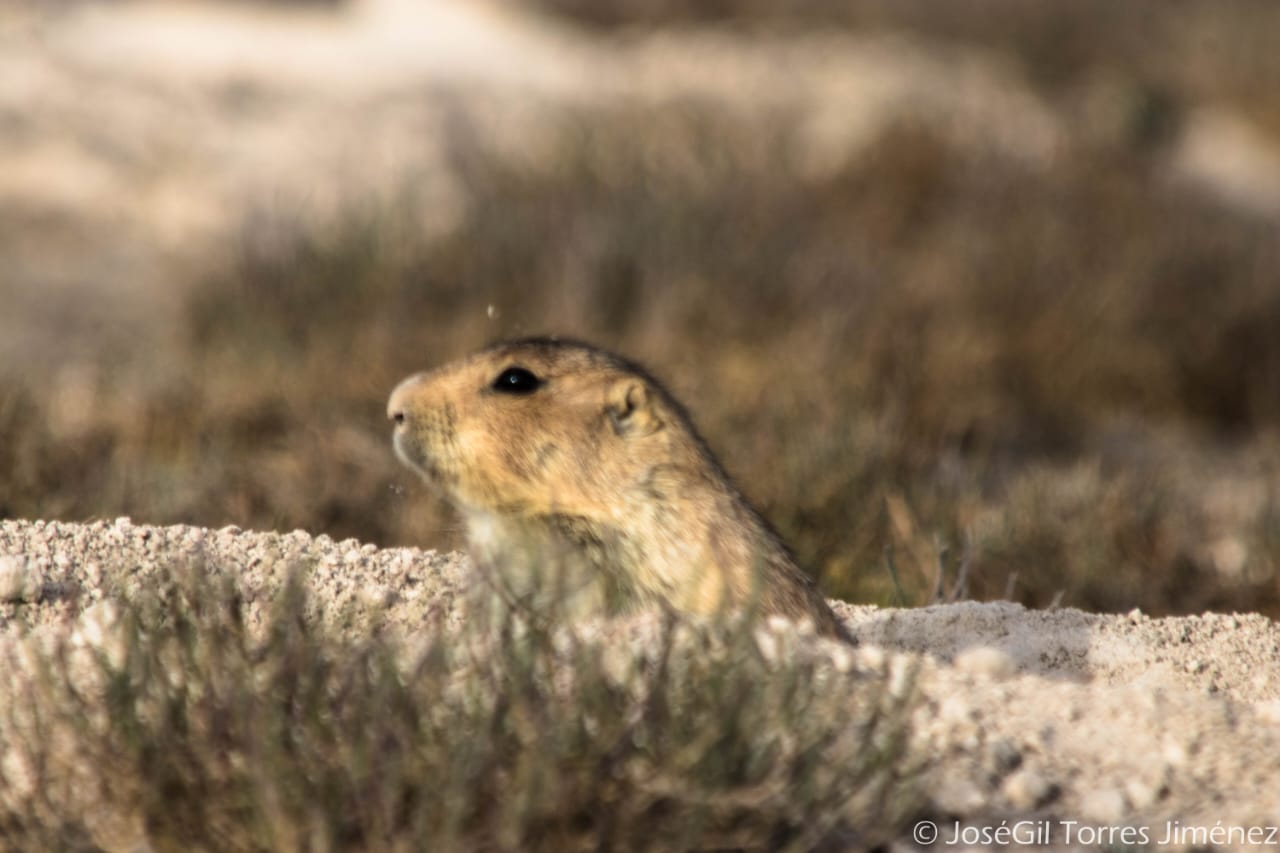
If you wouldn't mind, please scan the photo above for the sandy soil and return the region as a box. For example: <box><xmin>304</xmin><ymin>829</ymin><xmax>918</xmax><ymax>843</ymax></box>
<box><xmin>3</xmin><ymin>517</ymin><xmax>1279</xmax><ymax>850</ymax></box>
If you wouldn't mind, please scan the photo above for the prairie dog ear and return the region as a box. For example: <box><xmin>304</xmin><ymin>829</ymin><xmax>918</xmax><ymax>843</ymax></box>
<box><xmin>605</xmin><ymin>378</ymin><xmax>662</xmax><ymax>437</ymax></box>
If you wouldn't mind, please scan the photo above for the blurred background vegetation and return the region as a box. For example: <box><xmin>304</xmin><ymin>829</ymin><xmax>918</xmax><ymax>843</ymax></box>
<box><xmin>2</xmin><ymin>0</ymin><xmax>1279</xmax><ymax>616</ymax></box>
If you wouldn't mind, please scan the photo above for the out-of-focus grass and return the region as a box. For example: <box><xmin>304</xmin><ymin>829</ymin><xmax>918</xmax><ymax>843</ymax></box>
<box><xmin>2</xmin><ymin>100</ymin><xmax>1278</xmax><ymax>616</ymax></box>
<box><xmin>0</xmin><ymin>560</ymin><xmax>917</xmax><ymax>851</ymax></box>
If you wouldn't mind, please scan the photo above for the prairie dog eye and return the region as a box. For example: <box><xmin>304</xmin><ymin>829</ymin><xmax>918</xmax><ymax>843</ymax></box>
<box><xmin>492</xmin><ymin>366</ymin><xmax>542</xmax><ymax>395</ymax></box>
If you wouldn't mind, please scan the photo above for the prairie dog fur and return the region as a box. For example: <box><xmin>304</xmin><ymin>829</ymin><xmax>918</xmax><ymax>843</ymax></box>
<box><xmin>388</xmin><ymin>337</ymin><xmax>848</xmax><ymax>638</ymax></box>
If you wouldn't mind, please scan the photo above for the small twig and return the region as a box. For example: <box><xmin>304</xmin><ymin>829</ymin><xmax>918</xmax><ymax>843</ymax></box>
<box><xmin>1002</xmin><ymin>571</ymin><xmax>1019</xmax><ymax>602</ymax></box>
<box><xmin>950</xmin><ymin>532</ymin><xmax>973</xmax><ymax>602</ymax></box>
<box><xmin>930</xmin><ymin>543</ymin><xmax>948</xmax><ymax>605</ymax></box>
<box><xmin>882</xmin><ymin>545</ymin><xmax>907</xmax><ymax>607</ymax></box>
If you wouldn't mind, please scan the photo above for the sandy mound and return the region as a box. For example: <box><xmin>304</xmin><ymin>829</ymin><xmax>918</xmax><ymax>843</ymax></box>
<box><xmin>2</xmin><ymin>518</ymin><xmax>1278</xmax><ymax>848</ymax></box>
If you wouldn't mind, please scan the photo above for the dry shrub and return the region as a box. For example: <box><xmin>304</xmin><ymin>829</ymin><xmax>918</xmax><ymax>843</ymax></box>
<box><xmin>3</xmin><ymin>102</ymin><xmax>1279</xmax><ymax>616</ymax></box>
<box><xmin>0</xmin><ymin>561</ymin><xmax>917</xmax><ymax>851</ymax></box>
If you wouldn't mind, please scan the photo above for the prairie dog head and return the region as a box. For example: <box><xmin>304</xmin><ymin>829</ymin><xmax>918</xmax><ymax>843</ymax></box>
<box><xmin>387</xmin><ymin>338</ymin><xmax>681</xmax><ymax>523</ymax></box>
<box><xmin>388</xmin><ymin>338</ymin><xmax>852</xmax><ymax>640</ymax></box>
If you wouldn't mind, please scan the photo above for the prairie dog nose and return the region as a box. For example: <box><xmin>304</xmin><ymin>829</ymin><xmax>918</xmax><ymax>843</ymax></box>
<box><xmin>387</xmin><ymin>373</ymin><xmax>427</xmax><ymax>424</ymax></box>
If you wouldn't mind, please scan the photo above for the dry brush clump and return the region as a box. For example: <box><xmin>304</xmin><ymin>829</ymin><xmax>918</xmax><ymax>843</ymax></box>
<box><xmin>2</xmin><ymin>100</ymin><xmax>1279</xmax><ymax>616</ymax></box>
<box><xmin>0</xmin><ymin>559</ymin><xmax>919</xmax><ymax>852</ymax></box>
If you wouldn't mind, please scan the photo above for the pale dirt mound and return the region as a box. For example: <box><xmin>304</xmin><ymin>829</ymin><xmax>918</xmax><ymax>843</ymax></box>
<box><xmin>3</xmin><ymin>518</ymin><xmax>1279</xmax><ymax>849</ymax></box>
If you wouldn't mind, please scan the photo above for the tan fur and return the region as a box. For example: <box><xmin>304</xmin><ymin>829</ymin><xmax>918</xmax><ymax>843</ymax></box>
<box><xmin>388</xmin><ymin>338</ymin><xmax>849</xmax><ymax>639</ymax></box>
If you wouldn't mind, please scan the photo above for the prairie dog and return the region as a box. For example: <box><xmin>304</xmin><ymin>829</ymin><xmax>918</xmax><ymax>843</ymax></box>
<box><xmin>388</xmin><ymin>338</ymin><xmax>848</xmax><ymax>638</ymax></box>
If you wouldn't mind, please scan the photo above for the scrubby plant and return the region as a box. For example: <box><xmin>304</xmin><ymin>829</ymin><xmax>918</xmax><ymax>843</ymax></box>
<box><xmin>0</xmin><ymin>561</ymin><xmax>919</xmax><ymax>851</ymax></box>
